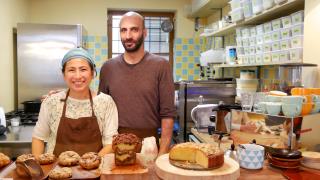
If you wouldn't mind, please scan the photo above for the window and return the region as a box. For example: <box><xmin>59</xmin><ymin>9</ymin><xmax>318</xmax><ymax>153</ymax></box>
<box><xmin>108</xmin><ymin>11</ymin><xmax>174</xmax><ymax>68</ymax></box>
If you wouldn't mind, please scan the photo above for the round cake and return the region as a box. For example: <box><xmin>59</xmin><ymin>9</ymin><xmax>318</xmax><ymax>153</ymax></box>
<box><xmin>37</xmin><ymin>153</ymin><xmax>56</xmax><ymax>165</ymax></box>
<box><xmin>48</xmin><ymin>167</ymin><xmax>72</xmax><ymax>179</ymax></box>
<box><xmin>0</xmin><ymin>153</ymin><xmax>10</xmax><ymax>168</ymax></box>
<box><xmin>79</xmin><ymin>152</ymin><xmax>101</xmax><ymax>170</ymax></box>
<box><xmin>112</xmin><ymin>133</ymin><xmax>142</xmax><ymax>166</ymax></box>
<box><xmin>58</xmin><ymin>151</ymin><xmax>80</xmax><ymax>167</ymax></box>
<box><xmin>169</xmin><ymin>142</ymin><xmax>224</xmax><ymax>169</ymax></box>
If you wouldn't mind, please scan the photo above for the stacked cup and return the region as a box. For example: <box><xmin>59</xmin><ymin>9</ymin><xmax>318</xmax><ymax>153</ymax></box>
<box><xmin>310</xmin><ymin>95</ymin><xmax>320</xmax><ymax>114</ymax></box>
<box><xmin>264</xmin><ymin>95</ymin><xmax>282</xmax><ymax>116</ymax></box>
<box><xmin>281</xmin><ymin>96</ymin><xmax>305</xmax><ymax>118</ymax></box>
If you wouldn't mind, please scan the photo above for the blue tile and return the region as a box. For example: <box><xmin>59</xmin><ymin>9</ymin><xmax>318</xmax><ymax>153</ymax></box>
<box><xmin>182</xmin><ymin>69</ymin><xmax>188</xmax><ymax>75</ymax></box>
<box><xmin>188</xmin><ymin>39</ymin><xmax>194</xmax><ymax>44</ymax></box>
<box><xmin>194</xmin><ymin>57</ymin><xmax>200</xmax><ymax>63</ymax></box>
<box><xmin>182</xmin><ymin>57</ymin><xmax>188</xmax><ymax>62</ymax></box>
<box><xmin>96</xmin><ymin>56</ymin><xmax>101</xmax><ymax>61</ymax></box>
<box><xmin>182</xmin><ymin>45</ymin><xmax>188</xmax><ymax>50</ymax></box>
<box><xmin>188</xmin><ymin>75</ymin><xmax>194</xmax><ymax>80</ymax></box>
<box><xmin>95</xmin><ymin>43</ymin><xmax>101</xmax><ymax>48</ymax></box>
<box><xmin>176</xmin><ymin>75</ymin><xmax>181</xmax><ymax>80</ymax></box>
<box><xmin>175</xmin><ymin>51</ymin><xmax>182</xmax><ymax>56</ymax></box>
<box><xmin>102</xmin><ymin>36</ymin><xmax>107</xmax><ymax>42</ymax></box>
<box><xmin>88</xmin><ymin>49</ymin><xmax>94</xmax><ymax>55</ymax></box>
<box><xmin>176</xmin><ymin>63</ymin><xmax>182</xmax><ymax>68</ymax></box>
<box><xmin>101</xmin><ymin>49</ymin><xmax>107</xmax><ymax>55</ymax></box>
<box><xmin>87</xmin><ymin>36</ymin><xmax>94</xmax><ymax>42</ymax></box>
<box><xmin>175</xmin><ymin>38</ymin><xmax>182</xmax><ymax>44</ymax></box>
<box><xmin>188</xmin><ymin>63</ymin><xmax>194</xmax><ymax>68</ymax></box>
<box><xmin>188</xmin><ymin>51</ymin><xmax>194</xmax><ymax>56</ymax></box>
<box><xmin>194</xmin><ymin>69</ymin><xmax>200</xmax><ymax>74</ymax></box>
<box><xmin>195</xmin><ymin>45</ymin><xmax>200</xmax><ymax>50</ymax></box>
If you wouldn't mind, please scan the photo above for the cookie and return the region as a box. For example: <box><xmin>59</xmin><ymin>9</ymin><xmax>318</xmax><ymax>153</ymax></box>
<box><xmin>0</xmin><ymin>153</ymin><xmax>10</xmax><ymax>168</ymax></box>
<box><xmin>48</xmin><ymin>167</ymin><xmax>72</xmax><ymax>179</ymax></box>
<box><xmin>16</xmin><ymin>154</ymin><xmax>36</xmax><ymax>163</ymax></box>
<box><xmin>79</xmin><ymin>152</ymin><xmax>101</xmax><ymax>170</ymax></box>
<box><xmin>38</xmin><ymin>153</ymin><xmax>56</xmax><ymax>165</ymax></box>
<box><xmin>58</xmin><ymin>151</ymin><xmax>80</xmax><ymax>166</ymax></box>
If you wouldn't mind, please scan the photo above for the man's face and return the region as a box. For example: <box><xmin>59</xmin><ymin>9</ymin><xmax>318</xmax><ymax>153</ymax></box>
<box><xmin>120</xmin><ymin>16</ymin><xmax>146</xmax><ymax>52</ymax></box>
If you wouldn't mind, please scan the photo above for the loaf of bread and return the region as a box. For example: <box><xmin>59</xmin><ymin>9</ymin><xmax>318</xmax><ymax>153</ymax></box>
<box><xmin>112</xmin><ymin>133</ymin><xmax>142</xmax><ymax>166</ymax></box>
<box><xmin>169</xmin><ymin>142</ymin><xmax>224</xmax><ymax>169</ymax></box>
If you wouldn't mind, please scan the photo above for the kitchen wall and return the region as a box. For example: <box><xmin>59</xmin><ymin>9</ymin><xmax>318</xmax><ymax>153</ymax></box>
<box><xmin>0</xmin><ymin>0</ymin><xmax>29</xmax><ymax>112</ymax></box>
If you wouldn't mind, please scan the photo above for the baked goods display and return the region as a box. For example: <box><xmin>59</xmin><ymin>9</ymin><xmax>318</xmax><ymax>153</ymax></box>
<box><xmin>0</xmin><ymin>153</ymin><xmax>10</xmax><ymax>168</ymax></box>
<box><xmin>79</xmin><ymin>152</ymin><xmax>101</xmax><ymax>170</ymax></box>
<box><xmin>112</xmin><ymin>133</ymin><xmax>142</xmax><ymax>166</ymax></box>
<box><xmin>58</xmin><ymin>151</ymin><xmax>80</xmax><ymax>166</ymax></box>
<box><xmin>48</xmin><ymin>167</ymin><xmax>72</xmax><ymax>179</ymax></box>
<box><xmin>169</xmin><ymin>142</ymin><xmax>224</xmax><ymax>169</ymax></box>
<box><xmin>37</xmin><ymin>153</ymin><xmax>56</xmax><ymax>165</ymax></box>
<box><xmin>16</xmin><ymin>154</ymin><xmax>36</xmax><ymax>163</ymax></box>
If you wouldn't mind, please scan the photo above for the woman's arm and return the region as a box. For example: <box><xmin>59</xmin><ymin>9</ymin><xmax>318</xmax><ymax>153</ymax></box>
<box><xmin>32</xmin><ymin>137</ymin><xmax>45</xmax><ymax>157</ymax></box>
<box><xmin>98</xmin><ymin>144</ymin><xmax>113</xmax><ymax>157</ymax></box>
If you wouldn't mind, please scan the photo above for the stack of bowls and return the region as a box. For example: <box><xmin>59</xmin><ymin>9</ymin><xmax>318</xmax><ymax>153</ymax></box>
<box><xmin>236</xmin><ymin>79</ymin><xmax>259</xmax><ymax>97</ymax></box>
<box><xmin>301</xmin><ymin>151</ymin><xmax>320</xmax><ymax>170</ymax></box>
<box><xmin>281</xmin><ymin>96</ymin><xmax>305</xmax><ymax>117</ymax></box>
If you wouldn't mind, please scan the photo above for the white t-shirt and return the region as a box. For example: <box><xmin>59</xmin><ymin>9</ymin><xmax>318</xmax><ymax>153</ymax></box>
<box><xmin>32</xmin><ymin>91</ymin><xmax>118</xmax><ymax>153</ymax></box>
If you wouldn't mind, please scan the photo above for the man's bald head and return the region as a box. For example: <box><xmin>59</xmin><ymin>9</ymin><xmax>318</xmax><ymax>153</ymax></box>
<box><xmin>120</xmin><ymin>11</ymin><xmax>145</xmax><ymax>29</ymax></box>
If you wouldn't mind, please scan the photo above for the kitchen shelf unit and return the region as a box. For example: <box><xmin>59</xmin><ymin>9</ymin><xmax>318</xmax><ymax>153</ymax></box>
<box><xmin>200</xmin><ymin>0</ymin><xmax>304</xmax><ymax>37</ymax></box>
<box><xmin>214</xmin><ymin>61</ymin><xmax>317</xmax><ymax>68</ymax></box>
<box><xmin>188</xmin><ymin>0</ymin><xmax>229</xmax><ymax>18</ymax></box>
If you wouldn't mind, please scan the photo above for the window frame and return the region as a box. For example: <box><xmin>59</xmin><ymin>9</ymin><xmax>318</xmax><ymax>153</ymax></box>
<box><xmin>107</xmin><ymin>10</ymin><xmax>175</xmax><ymax>69</ymax></box>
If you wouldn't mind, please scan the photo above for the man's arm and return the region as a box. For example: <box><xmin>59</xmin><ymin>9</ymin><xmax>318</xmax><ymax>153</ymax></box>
<box><xmin>158</xmin><ymin>117</ymin><xmax>174</xmax><ymax>156</ymax></box>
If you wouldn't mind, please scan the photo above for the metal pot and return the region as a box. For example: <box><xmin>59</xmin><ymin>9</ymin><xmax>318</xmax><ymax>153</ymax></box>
<box><xmin>22</xmin><ymin>101</ymin><xmax>41</xmax><ymax>113</ymax></box>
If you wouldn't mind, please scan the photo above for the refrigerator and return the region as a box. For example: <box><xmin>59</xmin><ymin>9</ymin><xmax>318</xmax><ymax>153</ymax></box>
<box><xmin>17</xmin><ymin>23</ymin><xmax>87</xmax><ymax>108</ymax></box>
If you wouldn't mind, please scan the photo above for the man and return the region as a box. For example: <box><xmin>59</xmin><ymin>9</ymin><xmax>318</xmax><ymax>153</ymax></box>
<box><xmin>98</xmin><ymin>11</ymin><xmax>176</xmax><ymax>156</ymax></box>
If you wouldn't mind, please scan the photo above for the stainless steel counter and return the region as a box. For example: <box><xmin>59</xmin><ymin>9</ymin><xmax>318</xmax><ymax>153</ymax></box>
<box><xmin>0</xmin><ymin>125</ymin><xmax>34</xmax><ymax>159</ymax></box>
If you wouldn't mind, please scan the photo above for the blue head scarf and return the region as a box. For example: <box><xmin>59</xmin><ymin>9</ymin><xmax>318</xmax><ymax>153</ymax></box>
<box><xmin>61</xmin><ymin>47</ymin><xmax>95</xmax><ymax>70</ymax></box>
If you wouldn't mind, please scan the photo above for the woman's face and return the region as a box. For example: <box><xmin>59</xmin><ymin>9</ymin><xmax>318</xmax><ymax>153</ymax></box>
<box><xmin>63</xmin><ymin>58</ymin><xmax>94</xmax><ymax>93</ymax></box>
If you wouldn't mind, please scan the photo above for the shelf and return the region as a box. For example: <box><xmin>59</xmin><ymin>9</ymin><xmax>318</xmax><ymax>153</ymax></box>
<box><xmin>214</xmin><ymin>60</ymin><xmax>317</xmax><ymax>68</ymax></box>
<box><xmin>200</xmin><ymin>0</ymin><xmax>304</xmax><ymax>37</ymax></box>
<box><xmin>188</xmin><ymin>0</ymin><xmax>229</xmax><ymax>18</ymax></box>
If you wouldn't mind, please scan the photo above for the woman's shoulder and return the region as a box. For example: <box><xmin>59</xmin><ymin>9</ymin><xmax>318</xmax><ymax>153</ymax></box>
<box><xmin>42</xmin><ymin>91</ymin><xmax>66</xmax><ymax>106</ymax></box>
<box><xmin>94</xmin><ymin>92</ymin><xmax>114</xmax><ymax>104</ymax></box>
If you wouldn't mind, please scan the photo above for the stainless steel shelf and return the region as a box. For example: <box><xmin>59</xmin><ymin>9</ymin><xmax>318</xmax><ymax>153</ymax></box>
<box><xmin>214</xmin><ymin>60</ymin><xmax>317</xmax><ymax>68</ymax></box>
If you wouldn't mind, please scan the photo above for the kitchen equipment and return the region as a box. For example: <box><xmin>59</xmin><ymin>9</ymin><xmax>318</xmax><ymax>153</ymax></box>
<box><xmin>200</xmin><ymin>49</ymin><xmax>225</xmax><ymax>66</ymax></box>
<box><xmin>21</xmin><ymin>100</ymin><xmax>41</xmax><ymax>113</ymax></box>
<box><xmin>238</xmin><ymin>144</ymin><xmax>265</xmax><ymax>169</ymax></box>
<box><xmin>17</xmin><ymin>23</ymin><xmax>86</xmax><ymax>109</ymax></box>
<box><xmin>190</xmin><ymin>104</ymin><xmax>218</xmax><ymax>132</ymax></box>
<box><xmin>177</xmin><ymin>80</ymin><xmax>236</xmax><ymax>141</ymax></box>
<box><xmin>5</xmin><ymin>110</ymin><xmax>39</xmax><ymax>125</ymax></box>
<box><xmin>0</xmin><ymin>107</ymin><xmax>6</xmax><ymax>127</ymax></box>
<box><xmin>155</xmin><ymin>154</ymin><xmax>240</xmax><ymax>180</ymax></box>
<box><xmin>267</xmin><ymin>153</ymin><xmax>301</xmax><ymax>169</ymax></box>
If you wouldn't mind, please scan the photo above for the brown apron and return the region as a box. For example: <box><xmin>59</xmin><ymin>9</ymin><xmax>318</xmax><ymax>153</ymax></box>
<box><xmin>118</xmin><ymin>127</ymin><xmax>159</xmax><ymax>151</ymax></box>
<box><xmin>53</xmin><ymin>89</ymin><xmax>103</xmax><ymax>156</ymax></box>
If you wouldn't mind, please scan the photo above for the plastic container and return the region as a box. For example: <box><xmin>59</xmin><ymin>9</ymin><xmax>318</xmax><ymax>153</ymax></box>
<box><xmin>272</xmin><ymin>30</ymin><xmax>281</xmax><ymax>41</ymax></box>
<box><xmin>263</xmin><ymin>43</ymin><xmax>272</xmax><ymax>52</ymax></box>
<box><xmin>291</xmin><ymin>10</ymin><xmax>304</xmax><ymax>25</ymax></box>
<box><xmin>280</xmin><ymin>39</ymin><xmax>291</xmax><ymax>50</ymax></box>
<box><xmin>263</xmin><ymin>53</ymin><xmax>272</xmax><ymax>63</ymax></box>
<box><xmin>255</xmin><ymin>54</ymin><xmax>263</xmax><ymax>63</ymax></box>
<box><xmin>291</xmin><ymin>35</ymin><xmax>304</xmax><ymax>48</ymax></box>
<box><xmin>236</xmin><ymin>27</ymin><xmax>243</xmax><ymax>37</ymax></box>
<box><xmin>263</xmin><ymin>22</ymin><xmax>272</xmax><ymax>33</ymax></box>
<box><xmin>242</xmin><ymin>38</ymin><xmax>250</xmax><ymax>46</ymax></box>
<box><xmin>281</xmin><ymin>27</ymin><xmax>291</xmax><ymax>39</ymax></box>
<box><xmin>250</xmin><ymin>27</ymin><xmax>257</xmax><ymax>36</ymax></box>
<box><xmin>231</xmin><ymin>7</ymin><xmax>245</xmax><ymax>22</ymax></box>
<box><xmin>236</xmin><ymin>87</ymin><xmax>257</xmax><ymax>97</ymax></box>
<box><xmin>252</xmin><ymin>0</ymin><xmax>263</xmax><ymax>14</ymax></box>
<box><xmin>272</xmin><ymin>51</ymin><xmax>280</xmax><ymax>62</ymax></box>
<box><xmin>241</xmin><ymin>27</ymin><xmax>251</xmax><ymax>38</ymax></box>
<box><xmin>256</xmin><ymin>24</ymin><xmax>264</xmax><ymax>35</ymax></box>
<box><xmin>244</xmin><ymin>46</ymin><xmax>250</xmax><ymax>54</ymax></box>
<box><xmin>263</xmin><ymin>0</ymin><xmax>274</xmax><ymax>10</ymax></box>
<box><xmin>263</xmin><ymin>32</ymin><xmax>272</xmax><ymax>43</ymax></box>
<box><xmin>243</xmin><ymin>0</ymin><xmax>253</xmax><ymax>18</ymax></box>
<box><xmin>243</xmin><ymin>55</ymin><xmax>250</xmax><ymax>64</ymax></box>
<box><xmin>249</xmin><ymin>55</ymin><xmax>256</xmax><ymax>64</ymax></box>
<box><xmin>289</xmin><ymin>47</ymin><xmax>303</xmax><ymax>61</ymax></box>
<box><xmin>249</xmin><ymin>37</ymin><xmax>256</xmax><ymax>46</ymax></box>
<box><xmin>272</xmin><ymin>41</ymin><xmax>280</xmax><ymax>51</ymax></box>
<box><xmin>238</xmin><ymin>55</ymin><xmax>245</xmax><ymax>64</ymax></box>
<box><xmin>249</xmin><ymin>46</ymin><xmax>256</xmax><ymax>54</ymax></box>
<box><xmin>230</xmin><ymin>0</ymin><xmax>242</xmax><ymax>10</ymax></box>
<box><xmin>256</xmin><ymin>44</ymin><xmax>263</xmax><ymax>53</ymax></box>
<box><xmin>291</xmin><ymin>23</ymin><xmax>304</xmax><ymax>36</ymax></box>
<box><xmin>281</xmin><ymin>16</ymin><xmax>292</xmax><ymax>28</ymax></box>
<box><xmin>256</xmin><ymin>35</ymin><xmax>264</xmax><ymax>44</ymax></box>
<box><xmin>237</xmin><ymin>46</ymin><xmax>245</xmax><ymax>55</ymax></box>
<box><xmin>279</xmin><ymin>50</ymin><xmax>290</xmax><ymax>61</ymax></box>
<box><xmin>272</xmin><ymin>18</ymin><xmax>282</xmax><ymax>30</ymax></box>
<box><xmin>275</xmin><ymin>0</ymin><xmax>287</xmax><ymax>5</ymax></box>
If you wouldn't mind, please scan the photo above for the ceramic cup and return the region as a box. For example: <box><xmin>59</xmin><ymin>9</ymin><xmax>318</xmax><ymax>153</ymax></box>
<box><xmin>311</xmin><ymin>94</ymin><xmax>320</xmax><ymax>102</ymax></box>
<box><xmin>282</xmin><ymin>103</ymin><xmax>302</xmax><ymax>118</ymax></box>
<box><xmin>281</xmin><ymin>96</ymin><xmax>306</xmax><ymax>104</ymax></box>
<box><xmin>257</xmin><ymin>102</ymin><xmax>268</xmax><ymax>114</ymax></box>
<box><xmin>265</xmin><ymin>95</ymin><xmax>282</xmax><ymax>102</ymax></box>
<box><xmin>311</xmin><ymin>102</ymin><xmax>320</xmax><ymax>114</ymax></box>
<box><xmin>238</xmin><ymin>144</ymin><xmax>265</xmax><ymax>169</ymax></box>
<box><xmin>266</xmin><ymin>102</ymin><xmax>282</xmax><ymax>115</ymax></box>
<box><xmin>301</xmin><ymin>103</ymin><xmax>315</xmax><ymax>116</ymax></box>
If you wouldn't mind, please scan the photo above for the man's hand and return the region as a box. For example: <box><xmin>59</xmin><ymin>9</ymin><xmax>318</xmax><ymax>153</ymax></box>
<box><xmin>41</xmin><ymin>89</ymin><xmax>64</xmax><ymax>102</ymax></box>
<box><xmin>158</xmin><ymin>118</ymin><xmax>174</xmax><ymax>157</ymax></box>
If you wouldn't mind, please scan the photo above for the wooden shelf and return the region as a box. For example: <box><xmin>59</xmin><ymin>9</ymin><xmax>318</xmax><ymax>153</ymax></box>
<box><xmin>214</xmin><ymin>60</ymin><xmax>317</xmax><ymax>68</ymax></box>
<box><xmin>188</xmin><ymin>0</ymin><xmax>229</xmax><ymax>18</ymax></box>
<box><xmin>200</xmin><ymin>0</ymin><xmax>304</xmax><ymax>37</ymax></box>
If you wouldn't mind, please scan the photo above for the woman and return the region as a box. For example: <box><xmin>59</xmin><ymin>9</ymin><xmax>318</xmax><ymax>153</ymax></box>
<box><xmin>32</xmin><ymin>48</ymin><xmax>118</xmax><ymax>157</ymax></box>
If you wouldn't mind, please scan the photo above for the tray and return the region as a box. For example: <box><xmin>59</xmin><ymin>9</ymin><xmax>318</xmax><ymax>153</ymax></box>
<box><xmin>169</xmin><ymin>159</ymin><xmax>223</xmax><ymax>170</ymax></box>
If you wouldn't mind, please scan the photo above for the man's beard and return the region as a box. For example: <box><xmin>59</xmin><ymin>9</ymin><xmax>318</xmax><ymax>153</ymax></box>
<box><xmin>121</xmin><ymin>34</ymin><xmax>144</xmax><ymax>53</ymax></box>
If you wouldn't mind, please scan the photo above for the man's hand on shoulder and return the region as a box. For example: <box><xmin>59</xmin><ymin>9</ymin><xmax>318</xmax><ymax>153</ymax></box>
<box><xmin>41</xmin><ymin>89</ymin><xmax>64</xmax><ymax>102</ymax></box>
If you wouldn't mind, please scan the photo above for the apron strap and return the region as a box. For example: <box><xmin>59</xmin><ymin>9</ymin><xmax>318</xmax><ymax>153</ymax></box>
<box><xmin>61</xmin><ymin>89</ymin><xmax>95</xmax><ymax>118</ymax></box>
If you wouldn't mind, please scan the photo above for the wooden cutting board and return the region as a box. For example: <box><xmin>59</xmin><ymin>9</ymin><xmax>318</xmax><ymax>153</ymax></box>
<box><xmin>155</xmin><ymin>154</ymin><xmax>240</xmax><ymax>180</ymax></box>
<box><xmin>100</xmin><ymin>153</ymin><xmax>149</xmax><ymax>180</ymax></box>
